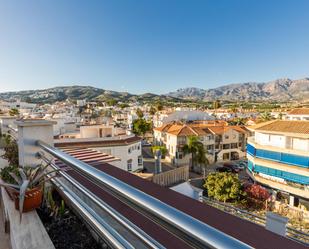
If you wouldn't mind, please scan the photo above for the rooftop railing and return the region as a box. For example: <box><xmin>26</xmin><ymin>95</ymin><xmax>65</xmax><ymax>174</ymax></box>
<box><xmin>37</xmin><ymin>139</ymin><xmax>252</xmax><ymax>249</ymax></box>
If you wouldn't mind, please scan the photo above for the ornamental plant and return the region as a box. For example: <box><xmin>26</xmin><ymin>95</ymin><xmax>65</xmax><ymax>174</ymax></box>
<box><xmin>244</xmin><ymin>184</ymin><xmax>270</xmax><ymax>201</ymax></box>
<box><xmin>0</xmin><ymin>164</ymin><xmax>60</xmax><ymax>221</ymax></box>
<box><xmin>204</xmin><ymin>172</ymin><xmax>245</xmax><ymax>203</ymax></box>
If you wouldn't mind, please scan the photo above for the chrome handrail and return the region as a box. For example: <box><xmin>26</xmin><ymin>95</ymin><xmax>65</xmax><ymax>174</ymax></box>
<box><xmin>37</xmin><ymin>140</ymin><xmax>252</xmax><ymax>249</ymax></box>
<box><xmin>39</xmin><ymin>153</ymin><xmax>165</xmax><ymax>249</ymax></box>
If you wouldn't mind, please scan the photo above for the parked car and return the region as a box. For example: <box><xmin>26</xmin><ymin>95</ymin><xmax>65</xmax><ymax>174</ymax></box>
<box><xmin>237</xmin><ymin>161</ymin><xmax>247</xmax><ymax>169</ymax></box>
<box><xmin>223</xmin><ymin>163</ymin><xmax>240</xmax><ymax>173</ymax></box>
<box><xmin>216</xmin><ymin>166</ymin><xmax>232</xmax><ymax>173</ymax></box>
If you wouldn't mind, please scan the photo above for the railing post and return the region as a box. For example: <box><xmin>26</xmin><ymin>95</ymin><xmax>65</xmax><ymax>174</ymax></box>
<box><xmin>15</xmin><ymin>119</ymin><xmax>56</xmax><ymax>167</ymax></box>
<box><xmin>0</xmin><ymin>116</ymin><xmax>17</xmax><ymax>135</ymax></box>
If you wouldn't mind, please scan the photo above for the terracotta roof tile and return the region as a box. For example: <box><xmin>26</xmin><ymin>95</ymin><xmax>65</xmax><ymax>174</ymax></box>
<box><xmin>253</xmin><ymin>120</ymin><xmax>309</xmax><ymax>134</ymax></box>
<box><xmin>288</xmin><ymin>108</ymin><xmax>309</xmax><ymax>115</ymax></box>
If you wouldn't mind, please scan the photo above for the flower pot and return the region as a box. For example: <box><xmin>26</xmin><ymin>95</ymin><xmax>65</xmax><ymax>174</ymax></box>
<box><xmin>14</xmin><ymin>186</ymin><xmax>43</xmax><ymax>212</ymax></box>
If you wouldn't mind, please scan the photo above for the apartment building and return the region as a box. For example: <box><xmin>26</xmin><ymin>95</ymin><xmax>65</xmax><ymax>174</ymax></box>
<box><xmin>247</xmin><ymin>120</ymin><xmax>309</xmax><ymax>204</ymax></box>
<box><xmin>285</xmin><ymin>108</ymin><xmax>309</xmax><ymax>121</ymax></box>
<box><xmin>154</xmin><ymin>122</ymin><xmax>249</xmax><ymax>166</ymax></box>
<box><xmin>55</xmin><ymin>135</ymin><xmax>143</xmax><ymax>172</ymax></box>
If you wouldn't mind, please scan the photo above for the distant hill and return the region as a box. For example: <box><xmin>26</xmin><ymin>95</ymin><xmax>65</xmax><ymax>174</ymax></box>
<box><xmin>167</xmin><ymin>78</ymin><xmax>309</xmax><ymax>101</ymax></box>
<box><xmin>0</xmin><ymin>85</ymin><xmax>180</xmax><ymax>103</ymax></box>
<box><xmin>1</xmin><ymin>77</ymin><xmax>308</xmax><ymax>103</ymax></box>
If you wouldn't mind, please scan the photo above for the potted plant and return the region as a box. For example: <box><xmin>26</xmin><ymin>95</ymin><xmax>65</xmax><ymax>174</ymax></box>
<box><xmin>0</xmin><ymin>164</ymin><xmax>59</xmax><ymax>221</ymax></box>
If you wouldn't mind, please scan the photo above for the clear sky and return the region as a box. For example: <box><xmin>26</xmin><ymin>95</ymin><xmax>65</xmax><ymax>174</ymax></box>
<box><xmin>0</xmin><ymin>0</ymin><xmax>309</xmax><ymax>94</ymax></box>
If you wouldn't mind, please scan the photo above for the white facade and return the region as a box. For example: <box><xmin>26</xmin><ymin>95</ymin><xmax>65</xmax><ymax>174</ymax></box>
<box><xmin>94</xmin><ymin>141</ymin><xmax>143</xmax><ymax>172</ymax></box>
<box><xmin>254</xmin><ymin>132</ymin><xmax>309</xmax><ymax>152</ymax></box>
<box><xmin>286</xmin><ymin>114</ymin><xmax>309</xmax><ymax>121</ymax></box>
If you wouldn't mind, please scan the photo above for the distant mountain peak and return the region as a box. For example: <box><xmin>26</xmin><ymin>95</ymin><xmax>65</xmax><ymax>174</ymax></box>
<box><xmin>0</xmin><ymin>77</ymin><xmax>308</xmax><ymax>103</ymax></box>
<box><xmin>167</xmin><ymin>77</ymin><xmax>309</xmax><ymax>101</ymax></box>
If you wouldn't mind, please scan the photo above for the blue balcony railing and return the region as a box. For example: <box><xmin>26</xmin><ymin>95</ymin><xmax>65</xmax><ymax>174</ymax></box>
<box><xmin>247</xmin><ymin>143</ymin><xmax>309</xmax><ymax>168</ymax></box>
<box><xmin>247</xmin><ymin>159</ymin><xmax>309</xmax><ymax>185</ymax></box>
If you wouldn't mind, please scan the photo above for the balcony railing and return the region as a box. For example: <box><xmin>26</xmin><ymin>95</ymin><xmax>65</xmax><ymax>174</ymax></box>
<box><xmin>37</xmin><ymin>140</ymin><xmax>252</xmax><ymax>249</ymax></box>
<box><xmin>247</xmin><ymin>142</ymin><xmax>309</xmax><ymax>169</ymax></box>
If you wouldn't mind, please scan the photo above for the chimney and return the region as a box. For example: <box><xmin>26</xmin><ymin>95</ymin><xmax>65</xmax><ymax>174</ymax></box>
<box><xmin>154</xmin><ymin>149</ymin><xmax>162</xmax><ymax>174</ymax></box>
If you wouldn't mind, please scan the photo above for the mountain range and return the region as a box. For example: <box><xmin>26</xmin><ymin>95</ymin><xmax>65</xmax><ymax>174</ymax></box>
<box><xmin>167</xmin><ymin>78</ymin><xmax>309</xmax><ymax>101</ymax></box>
<box><xmin>0</xmin><ymin>77</ymin><xmax>308</xmax><ymax>103</ymax></box>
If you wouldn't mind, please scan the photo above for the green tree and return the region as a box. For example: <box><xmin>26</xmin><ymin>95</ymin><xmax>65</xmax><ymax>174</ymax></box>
<box><xmin>9</xmin><ymin>108</ymin><xmax>19</xmax><ymax>116</ymax></box>
<box><xmin>132</xmin><ymin>118</ymin><xmax>151</xmax><ymax>137</ymax></box>
<box><xmin>156</xmin><ymin>102</ymin><xmax>163</xmax><ymax>112</ymax></box>
<box><xmin>228</xmin><ymin>117</ymin><xmax>246</xmax><ymax>126</ymax></box>
<box><xmin>136</xmin><ymin>108</ymin><xmax>144</xmax><ymax>118</ymax></box>
<box><xmin>183</xmin><ymin>136</ymin><xmax>209</xmax><ymax>175</ymax></box>
<box><xmin>204</xmin><ymin>172</ymin><xmax>244</xmax><ymax>203</ymax></box>
<box><xmin>119</xmin><ymin>103</ymin><xmax>129</xmax><ymax>109</ymax></box>
<box><xmin>260</xmin><ymin>112</ymin><xmax>272</xmax><ymax>122</ymax></box>
<box><xmin>229</xmin><ymin>104</ymin><xmax>238</xmax><ymax>114</ymax></box>
<box><xmin>149</xmin><ymin>106</ymin><xmax>157</xmax><ymax>115</ymax></box>
<box><xmin>151</xmin><ymin>146</ymin><xmax>167</xmax><ymax>157</ymax></box>
<box><xmin>212</xmin><ymin>100</ymin><xmax>221</xmax><ymax>110</ymax></box>
<box><xmin>278</xmin><ymin>112</ymin><xmax>283</xmax><ymax>120</ymax></box>
<box><xmin>106</xmin><ymin>99</ymin><xmax>117</xmax><ymax>106</ymax></box>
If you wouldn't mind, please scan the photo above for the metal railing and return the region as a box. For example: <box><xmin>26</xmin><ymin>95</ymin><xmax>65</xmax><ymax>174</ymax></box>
<box><xmin>203</xmin><ymin>197</ymin><xmax>309</xmax><ymax>245</ymax></box>
<box><xmin>39</xmin><ymin>154</ymin><xmax>163</xmax><ymax>249</ymax></box>
<box><xmin>37</xmin><ymin>140</ymin><xmax>252</xmax><ymax>249</ymax></box>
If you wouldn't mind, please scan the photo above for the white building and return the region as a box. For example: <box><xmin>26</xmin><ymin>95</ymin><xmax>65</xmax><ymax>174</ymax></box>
<box><xmin>154</xmin><ymin>121</ymin><xmax>249</xmax><ymax>166</ymax></box>
<box><xmin>247</xmin><ymin>120</ymin><xmax>309</xmax><ymax>203</ymax></box>
<box><xmin>55</xmin><ymin>135</ymin><xmax>143</xmax><ymax>172</ymax></box>
<box><xmin>285</xmin><ymin>108</ymin><xmax>309</xmax><ymax>121</ymax></box>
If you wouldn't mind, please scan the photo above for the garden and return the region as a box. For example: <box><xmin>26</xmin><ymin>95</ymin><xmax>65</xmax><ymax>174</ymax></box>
<box><xmin>203</xmin><ymin>172</ymin><xmax>309</xmax><ymax>233</ymax></box>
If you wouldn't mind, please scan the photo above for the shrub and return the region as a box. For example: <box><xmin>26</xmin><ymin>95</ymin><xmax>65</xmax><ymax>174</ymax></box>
<box><xmin>245</xmin><ymin>184</ymin><xmax>270</xmax><ymax>201</ymax></box>
<box><xmin>0</xmin><ymin>165</ymin><xmax>19</xmax><ymax>184</ymax></box>
<box><xmin>151</xmin><ymin>146</ymin><xmax>167</xmax><ymax>157</ymax></box>
<box><xmin>204</xmin><ymin>172</ymin><xmax>245</xmax><ymax>203</ymax></box>
<box><xmin>244</xmin><ymin>184</ymin><xmax>270</xmax><ymax>209</ymax></box>
<box><xmin>1</xmin><ymin>136</ymin><xmax>19</xmax><ymax>166</ymax></box>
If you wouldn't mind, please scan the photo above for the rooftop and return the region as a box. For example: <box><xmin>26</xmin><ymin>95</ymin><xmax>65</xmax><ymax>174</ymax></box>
<box><xmin>54</xmin><ymin>135</ymin><xmax>141</xmax><ymax>148</ymax></box>
<box><xmin>154</xmin><ymin>123</ymin><xmax>249</xmax><ymax>136</ymax></box>
<box><xmin>251</xmin><ymin>120</ymin><xmax>309</xmax><ymax>136</ymax></box>
<box><xmin>288</xmin><ymin>108</ymin><xmax>309</xmax><ymax>115</ymax></box>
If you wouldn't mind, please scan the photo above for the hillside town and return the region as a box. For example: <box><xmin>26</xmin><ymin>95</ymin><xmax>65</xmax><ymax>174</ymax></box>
<box><xmin>0</xmin><ymin>95</ymin><xmax>309</xmax><ymax>248</ymax></box>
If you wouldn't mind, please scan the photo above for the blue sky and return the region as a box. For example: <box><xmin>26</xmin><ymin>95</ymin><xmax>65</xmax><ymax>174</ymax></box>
<box><xmin>0</xmin><ymin>0</ymin><xmax>309</xmax><ymax>94</ymax></box>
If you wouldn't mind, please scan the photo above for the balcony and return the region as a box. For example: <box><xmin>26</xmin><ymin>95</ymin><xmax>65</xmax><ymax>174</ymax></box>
<box><xmin>247</xmin><ymin>138</ymin><xmax>309</xmax><ymax>169</ymax></box>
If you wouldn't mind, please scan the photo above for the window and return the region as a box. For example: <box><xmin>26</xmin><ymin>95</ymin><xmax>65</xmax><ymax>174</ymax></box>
<box><xmin>223</xmin><ymin>144</ymin><xmax>230</xmax><ymax>149</ymax></box>
<box><xmin>231</xmin><ymin>143</ymin><xmax>238</xmax><ymax>149</ymax></box>
<box><xmin>127</xmin><ymin>159</ymin><xmax>132</xmax><ymax>171</ymax></box>
<box><xmin>223</xmin><ymin>153</ymin><xmax>230</xmax><ymax>160</ymax></box>
<box><xmin>225</xmin><ymin>135</ymin><xmax>229</xmax><ymax>140</ymax></box>
<box><xmin>207</xmin><ymin>145</ymin><xmax>213</xmax><ymax>150</ymax></box>
<box><xmin>138</xmin><ymin>156</ymin><xmax>143</xmax><ymax>166</ymax></box>
<box><xmin>128</xmin><ymin>147</ymin><xmax>131</xmax><ymax>154</ymax></box>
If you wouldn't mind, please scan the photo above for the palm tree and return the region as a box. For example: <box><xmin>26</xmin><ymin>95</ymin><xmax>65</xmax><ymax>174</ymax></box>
<box><xmin>260</xmin><ymin>112</ymin><xmax>272</xmax><ymax>122</ymax></box>
<box><xmin>183</xmin><ymin>136</ymin><xmax>209</xmax><ymax>177</ymax></box>
<box><xmin>229</xmin><ymin>117</ymin><xmax>246</xmax><ymax>126</ymax></box>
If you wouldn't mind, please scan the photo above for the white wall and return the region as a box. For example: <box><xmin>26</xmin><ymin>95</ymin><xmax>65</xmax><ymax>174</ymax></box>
<box><xmin>255</xmin><ymin>132</ymin><xmax>286</xmax><ymax>148</ymax></box>
<box><xmin>292</xmin><ymin>138</ymin><xmax>309</xmax><ymax>152</ymax></box>
<box><xmin>93</xmin><ymin>141</ymin><xmax>142</xmax><ymax>172</ymax></box>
